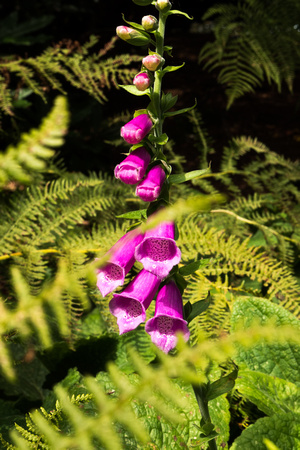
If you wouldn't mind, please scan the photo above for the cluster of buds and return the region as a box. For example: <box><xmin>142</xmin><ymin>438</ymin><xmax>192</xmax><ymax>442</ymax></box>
<box><xmin>96</xmin><ymin>0</ymin><xmax>190</xmax><ymax>353</ymax></box>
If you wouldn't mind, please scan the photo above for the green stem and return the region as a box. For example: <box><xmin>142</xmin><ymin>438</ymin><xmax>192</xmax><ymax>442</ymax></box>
<box><xmin>192</xmin><ymin>384</ymin><xmax>218</xmax><ymax>450</ymax></box>
<box><xmin>152</xmin><ymin>11</ymin><xmax>167</xmax><ymax>144</ymax></box>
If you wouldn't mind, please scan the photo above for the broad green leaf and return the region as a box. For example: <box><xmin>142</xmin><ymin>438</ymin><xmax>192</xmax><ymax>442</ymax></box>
<box><xmin>161</xmin><ymin>92</ymin><xmax>178</xmax><ymax>113</ymax></box>
<box><xmin>169</xmin><ymin>167</ymin><xmax>211</xmax><ymax>184</ymax></box>
<box><xmin>119</xmin><ymin>84</ymin><xmax>150</xmax><ymax>96</ymax></box>
<box><xmin>161</xmin><ymin>63</ymin><xmax>185</xmax><ymax>75</ymax></box>
<box><xmin>164</xmin><ymin>100</ymin><xmax>197</xmax><ymax>118</ymax></box>
<box><xmin>148</xmin><ymin>133</ymin><xmax>169</xmax><ymax>145</ymax></box>
<box><xmin>206</xmin><ymin>369</ymin><xmax>238</xmax><ymax>401</ymax></box>
<box><xmin>231</xmin><ymin>297</ymin><xmax>300</xmax><ymax>385</ymax></box>
<box><xmin>167</xmin><ymin>10</ymin><xmax>193</xmax><ymax>20</ymax></box>
<box><xmin>116</xmin><ymin>209</ymin><xmax>147</xmax><ymax>220</ymax></box>
<box><xmin>235</xmin><ymin>369</ymin><xmax>300</xmax><ymax>416</ymax></box>
<box><xmin>179</xmin><ymin>259</ymin><xmax>210</xmax><ymax>276</ymax></box>
<box><xmin>184</xmin><ymin>298</ymin><xmax>211</xmax><ymax>324</ymax></box>
<box><xmin>231</xmin><ymin>412</ymin><xmax>300</xmax><ymax>450</ymax></box>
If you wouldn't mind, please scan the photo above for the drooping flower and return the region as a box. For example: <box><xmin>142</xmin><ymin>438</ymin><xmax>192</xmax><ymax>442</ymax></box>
<box><xmin>141</xmin><ymin>15</ymin><xmax>158</xmax><ymax>32</ymax></box>
<box><xmin>96</xmin><ymin>230</ymin><xmax>144</xmax><ymax>297</ymax></box>
<box><xmin>142</xmin><ymin>54</ymin><xmax>164</xmax><ymax>71</ymax></box>
<box><xmin>121</xmin><ymin>114</ymin><xmax>153</xmax><ymax>145</ymax></box>
<box><xmin>135</xmin><ymin>165</ymin><xmax>166</xmax><ymax>202</ymax></box>
<box><xmin>135</xmin><ymin>220</ymin><xmax>181</xmax><ymax>279</ymax></box>
<box><xmin>133</xmin><ymin>72</ymin><xmax>152</xmax><ymax>91</ymax></box>
<box><xmin>145</xmin><ymin>280</ymin><xmax>190</xmax><ymax>353</ymax></box>
<box><xmin>114</xmin><ymin>147</ymin><xmax>151</xmax><ymax>185</ymax></box>
<box><xmin>116</xmin><ymin>26</ymin><xmax>150</xmax><ymax>46</ymax></box>
<box><xmin>109</xmin><ymin>269</ymin><xmax>161</xmax><ymax>334</ymax></box>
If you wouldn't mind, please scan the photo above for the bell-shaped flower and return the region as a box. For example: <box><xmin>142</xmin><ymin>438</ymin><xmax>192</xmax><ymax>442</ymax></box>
<box><xmin>116</xmin><ymin>26</ymin><xmax>150</xmax><ymax>46</ymax></box>
<box><xmin>145</xmin><ymin>280</ymin><xmax>190</xmax><ymax>353</ymax></box>
<box><xmin>135</xmin><ymin>165</ymin><xmax>166</xmax><ymax>202</ymax></box>
<box><xmin>133</xmin><ymin>72</ymin><xmax>152</xmax><ymax>91</ymax></box>
<box><xmin>109</xmin><ymin>269</ymin><xmax>161</xmax><ymax>334</ymax></box>
<box><xmin>121</xmin><ymin>114</ymin><xmax>153</xmax><ymax>145</ymax></box>
<box><xmin>114</xmin><ymin>147</ymin><xmax>151</xmax><ymax>185</ymax></box>
<box><xmin>96</xmin><ymin>230</ymin><xmax>144</xmax><ymax>297</ymax></box>
<box><xmin>135</xmin><ymin>220</ymin><xmax>181</xmax><ymax>279</ymax></box>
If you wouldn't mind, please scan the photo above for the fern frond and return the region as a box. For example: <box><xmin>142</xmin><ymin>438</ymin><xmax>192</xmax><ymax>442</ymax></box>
<box><xmin>199</xmin><ymin>0</ymin><xmax>300</xmax><ymax>106</ymax></box>
<box><xmin>0</xmin><ymin>36</ymin><xmax>142</xmax><ymax>114</ymax></box>
<box><xmin>0</xmin><ymin>96</ymin><xmax>69</xmax><ymax>188</ymax></box>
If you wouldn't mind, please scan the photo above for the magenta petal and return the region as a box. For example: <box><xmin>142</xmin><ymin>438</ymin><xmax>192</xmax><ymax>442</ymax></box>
<box><xmin>109</xmin><ymin>269</ymin><xmax>161</xmax><ymax>334</ymax></box>
<box><xmin>96</xmin><ymin>230</ymin><xmax>144</xmax><ymax>297</ymax></box>
<box><xmin>135</xmin><ymin>221</ymin><xmax>181</xmax><ymax>279</ymax></box>
<box><xmin>114</xmin><ymin>147</ymin><xmax>151</xmax><ymax>185</ymax></box>
<box><xmin>121</xmin><ymin>114</ymin><xmax>153</xmax><ymax>145</ymax></box>
<box><xmin>145</xmin><ymin>281</ymin><xmax>190</xmax><ymax>353</ymax></box>
<box><xmin>135</xmin><ymin>165</ymin><xmax>166</xmax><ymax>202</ymax></box>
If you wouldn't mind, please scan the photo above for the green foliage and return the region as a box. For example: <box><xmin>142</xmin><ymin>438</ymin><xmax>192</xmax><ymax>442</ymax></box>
<box><xmin>0</xmin><ymin>35</ymin><xmax>142</xmax><ymax>116</ymax></box>
<box><xmin>199</xmin><ymin>0</ymin><xmax>300</xmax><ymax>107</ymax></box>
<box><xmin>0</xmin><ymin>96</ymin><xmax>68</xmax><ymax>187</ymax></box>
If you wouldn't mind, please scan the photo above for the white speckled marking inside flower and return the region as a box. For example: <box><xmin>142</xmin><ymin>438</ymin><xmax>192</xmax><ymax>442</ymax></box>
<box><xmin>157</xmin><ymin>316</ymin><xmax>173</xmax><ymax>333</ymax></box>
<box><xmin>145</xmin><ymin>238</ymin><xmax>172</xmax><ymax>261</ymax></box>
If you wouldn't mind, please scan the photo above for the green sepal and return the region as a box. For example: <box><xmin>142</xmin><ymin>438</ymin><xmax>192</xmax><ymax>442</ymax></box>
<box><xmin>179</xmin><ymin>259</ymin><xmax>210</xmax><ymax>276</ymax></box>
<box><xmin>161</xmin><ymin>92</ymin><xmax>178</xmax><ymax>113</ymax></box>
<box><xmin>167</xmin><ymin>10</ymin><xmax>193</xmax><ymax>20</ymax></box>
<box><xmin>173</xmin><ymin>272</ymin><xmax>188</xmax><ymax>295</ymax></box>
<box><xmin>148</xmin><ymin>133</ymin><xmax>169</xmax><ymax>145</ymax></box>
<box><xmin>133</xmin><ymin>109</ymin><xmax>148</xmax><ymax>117</ymax></box>
<box><xmin>121</xmin><ymin>14</ymin><xmax>148</xmax><ymax>32</ymax></box>
<box><xmin>206</xmin><ymin>369</ymin><xmax>238</xmax><ymax>401</ymax></box>
<box><xmin>116</xmin><ymin>209</ymin><xmax>147</xmax><ymax>220</ymax></box>
<box><xmin>161</xmin><ymin>63</ymin><xmax>185</xmax><ymax>75</ymax></box>
<box><xmin>184</xmin><ymin>296</ymin><xmax>211</xmax><ymax>324</ymax></box>
<box><xmin>119</xmin><ymin>85</ymin><xmax>150</xmax><ymax>96</ymax></box>
<box><xmin>169</xmin><ymin>167</ymin><xmax>211</xmax><ymax>184</ymax></box>
<box><xmin>164</xmin><ymin>99</ymin><xmax>197</xmax><ymax>117</ymax></box>
<box><xmin>163</xmin><ymin>45</ymin><xmax>173</xmax><ymax>56</ymax></box>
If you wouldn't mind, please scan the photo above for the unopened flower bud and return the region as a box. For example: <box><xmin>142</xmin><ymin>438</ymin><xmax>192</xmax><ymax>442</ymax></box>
<box><xmin>142</xmin><ymin>54</ymin><xmax>164</xmax><ymax>71</ymax></box>
<box><xmin>116</xmin><ymin>26</ymin><xmax>150</xmax><ymax>47</ymax></box>
<box><xmin>142</xmin><ymin>15</ymin><xmax>158</xmax><ymax>32</ymax></box>
<box><xmin>133</xmin><ymin>72</ymin><xmax>152</xmax><ymax>91</ymax></box>
<box><xmin>155</xmin><ymin>0</ymin><xmax>172</xmax><ymax>11</ymax></box>
<box><xmin>133</xmin><ymin>0</ymin><xmax>153</xmax><ymax>5</ymax></box>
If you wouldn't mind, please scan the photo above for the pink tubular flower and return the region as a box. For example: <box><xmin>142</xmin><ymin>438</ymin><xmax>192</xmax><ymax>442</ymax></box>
<box><xmin>135</xmin><ymin>220</ymin><xmax>181</xmax><ymax>279</ymax></box>
<box><xmin>109</xmin><ymin>269</ymin><xmax>161</xmax><ymax>334</ymax></box>
<box><xmin>96</xmin><ymin>230</ymin><xmax>144</xmax><ymax>297</ymax></box>
<box><xmin>133</xmin><ymin>72</ymin><xmax>152</xmax><ymax>91</ymax></box>
<box><xmin>135</xmin><ymin>165</ymin><xmax>166</xmax><ymax>202</ymax></box>
<box><xmin>121</xmin><ymin>114</ymin><xmax>153</xmax><ymax>145</ymax></box>
<box><xmin>145</xmin><ymin>280</ymin><xmax>190</xmax><ymax>353</ymax></box>
<box><xmin>142</xmin><ymin>54</ymin><xmax>164</xmax><ymax>71</ymax></box>
<box><xmin>114</xmin><ymin>147</ymin><xmax>151</xmax><ymax>185</ymax></box>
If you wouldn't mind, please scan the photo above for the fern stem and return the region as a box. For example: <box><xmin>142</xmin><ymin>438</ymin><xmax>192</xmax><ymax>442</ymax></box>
<box><xmin>0</xmin><ymin>248</ymin><xmax>103</xmax><ymax>261</ymax></box>
<box><xmin>211</xmin><ymin>209</ymin><xmax>298</xmax><ymax>245</ymax></box>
